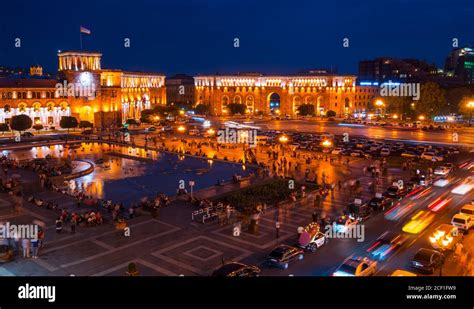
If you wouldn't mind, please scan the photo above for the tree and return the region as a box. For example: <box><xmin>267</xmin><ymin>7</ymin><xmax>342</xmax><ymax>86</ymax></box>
<box><xmin>79</xmin><ymin>120</ymin><xmax>93</xmax><ymax>129</ymax></box>
<box><xmin>10</xmin><ymin>114</ymin><xmax>32</xmax><ymax>134</ymax></box>
<box><xmin>297</xmin><ymin>104</ymin><xmax>315</xmax><ymax>116</ymax></box>
<box><xmin>226</xmin><ymin>103</ymin><xmax>246</xmax><ymax>115</ymax></box>
<box><xmin>194</xmin><ymin>103</ymin><xmax>210</xmax><ymax>115</ymax></box>
<box><xmin>0</xmin><ymin>123</ymin><xmax>9</xmax><ymax>135</ymax></box>
<box><xmin>416</xmin><ymin>82</ymin><xmax>447</xmax><ymax>117</ymax></box>
<box><xmin>139</xmin><ymin>109</ymin><xmax>156</xmax><ymax>123</ymax></box>
<box><xmin>447</xmin><ymin>87</ymin><xmax>473</xmax><ymax>114</ymax></box>
<box><xmin>458</xmin><ymin>96</ymin><xmax>474</xmax><ymax>125</ymax></box>
<box><xmin>126</xmin><ymin>118</ymin><xmax>139</xmax><ymax>126</ymax></box>
<box><xmin>60</xmin><ymin>116</ymin><xmax>78</xmax><ymax>133</ymax></box>
<box><xmin>32</xmin><ymin>124</ymin><xmax>44</xmax><ymax>133</ymax></box>
<box><xmin>385</xmin><ymin>96</ymin><xmax>413</xmax><ymax>119</ymax></box>
<box><xmin>326</xmin><ymin>110</ymin><xmax>336</xmax><ymax>117</ymax></box>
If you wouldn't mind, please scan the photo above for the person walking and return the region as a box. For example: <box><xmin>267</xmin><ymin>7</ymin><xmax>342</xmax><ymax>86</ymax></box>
<box><xmin>128</xmin><ymin>206</ymin><xmax>135</xmax><ymax>219</ymax></box>
<box><xmin>275</xmin><ymin>221</ymin><xmax>281</xmax><ymax>239</ymax></box>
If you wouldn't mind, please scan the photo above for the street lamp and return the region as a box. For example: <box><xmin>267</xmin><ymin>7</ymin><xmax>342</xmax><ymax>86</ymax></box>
<box><xmin>279</xmin><ymin>135</ymin><xmax>288</xmax><ymax>156</ymax></box>
<box><xmin>375</xmin><ymin>99</ymin><xmax>385</xmax><ymax>117</ymax></box>
<box><xmin>321</xmin><ymin>139</ymin><xmax>332</xmax><ymax>148</ymax></box>
<box><xmin>467</xmin><ymin>101</ymin><xmax>474</xmax><ymax>126</ymax></box>
<box><xmin>177</xmin><ymin>125</ymin><xmax>185</xmax><ymax>133</ymax></box>
<box><xmin>418</xmin><ymin>115</ymin><xmax>425</xmax><ymax>121</ymax></box>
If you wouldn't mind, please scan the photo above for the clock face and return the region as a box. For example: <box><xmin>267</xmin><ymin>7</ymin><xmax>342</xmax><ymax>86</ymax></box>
<box><xmin>79</xmin><ymin>72</ymin><xmax>93</xmax><ymax>86</ymax></box>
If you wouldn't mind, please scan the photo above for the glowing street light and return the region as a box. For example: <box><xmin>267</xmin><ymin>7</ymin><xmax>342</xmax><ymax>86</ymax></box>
<box><xmin>177</xmin><ymin>125</ymin><xmax>186</xmax><ymax>133</ymax></box>
<box><xmin>279</xmin><ymin>135</ymin><xmax>288</xmax><ymax>143</ymax></box>
<box><xmin>321</xmin><ymin>139</ymin><xmax>332</xmax><ymax>147</ymax></box>
<box><xmin>375</xmin><ymin>99</ymin><xmax>385</xmax><ymax>117</ymax></box>
<box><xmin>179</xmin><ymin>110</ymin><xmax>185</xmax><ymax>115</ymax></box>
<box><xmin>392</xmin><ymin>114</ymin><xmax>398</xmax><ymax>119</ymax></box>
<box><xmin>207</xmin><ymin>128</ymin><xmax>215</xmax><ymax>136</ymax></box>
<box><xmin>467</xmin><ymin>101</ymin><xmax>474</xmax><ymax>126</ymax></box>
<box><xmin>418</xmin><ymin>115</ymin><xmax>425</xmax><ymax>121</ymax></box>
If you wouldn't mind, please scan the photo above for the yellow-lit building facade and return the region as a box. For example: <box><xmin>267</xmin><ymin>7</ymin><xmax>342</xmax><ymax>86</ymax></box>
<box><xmin>0</xmin><ymin>51</ymin><xmax>166</xmax><ymax>128</ymax></box>
<box><xmin>194</xmin><ymin>73</ymin><xmax>368</xmax><ymax>117</ymax></box>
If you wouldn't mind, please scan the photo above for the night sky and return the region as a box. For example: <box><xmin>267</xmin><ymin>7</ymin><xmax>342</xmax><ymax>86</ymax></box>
<box><xmin>1</xmin><ymin>0</ymin><xmax>473</xmax><ymax>76</ymax></box>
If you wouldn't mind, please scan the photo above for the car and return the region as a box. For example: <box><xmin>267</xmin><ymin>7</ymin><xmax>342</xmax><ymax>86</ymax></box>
<box><xmin>81</xmin><ymin>129</ymin><xmax>93</xmax><ymax>135</ymax></box>
<box><xmin>211</xmin><ymin>262</ymin><xmax>261</xmax><ymax>277</ymax></box>
<box><xmin>0</xmin><ymin>244</ymin><xmax>14</xmax><ymax>263</ymax></box>
<box><xmin>296</xmin><ymin>223</ymin><xmax>327</xmax><ymax>252</ymax></box>
<box><xmin>331</xmin><ymin>147</ymin><xmax>343</xmax><ymax>155</ymax></box>
<box><xmin>20</xmin><ymin>132</ymin><xmax>34</xmax><ymax>137</ymax></box>
<box><xmin>429</xmin><ymin>224</ymin><xmax>463</xmax><ymax>251</ymax></box>
<box><xmin>451</xmin><ymin>213</ymin><xmax>473</xmax><ymax>232</ymax></box>
<box><xmin>380</xmin><ymin>148</ymin><xmax>390</xmax><ymax>156</ymax></box>
<box><xmin>402</xmin><ymin>210</ymin><xmax>436</xmax><ymax>234</ymax></box>
<box><xmin>411</xmin><ymin>248</ymin><xmax>444</xmax><ymax>274</ymax></box>
<box><xmin>189</xmin><ymin>129</ymin><xmax>200</xmax><ymax>136</ymax></box>
<box><xmin>333</xmin><ymin>215</ymin><xmax>359</xmax><ymax>232</ymax></box>
<box><xmin>434</xmin><ymin>165</ymin><xmax>452</xmax><ymax>176</ymax></box>
<box><xmin>401</xmin><ymin>151</ymin><xmax>418</xmax><ymax>158</ymax></box>
<box><xmin>350</xmin><ymin>150</ymin><xmax>364</xmax><ymax>157</ymax></box>
<box><xmin>145</xmin><ymin>126</ymin><xmax>157</xmax><ymax>132</ymax></box>
<box><xmin>162</xmin><ymin>125</ymin><xmax>173</xmax><ymax>132</ymax></box>
<box><xmin>266</xmin><ymin>245</ymin><xmax>304</xmax><ymax>269</ymax></box>
<box><xmin>420</xmin><ymin>152</ymin><xmax>444</xmax><ymax>162</ymax></box>
<box><xmin>459</xmin><ymin>204</ymin><xmax>474</xmax><ymax>218</ymax></box>
<box><xmin>368</xmin><ymin>196</ymin><xmax>393</xmax><ymax>211</ymax></box>
<box><xmin>390</xmin><ymin>270</ymin><xmax>417</xmax><ymax>277</ymax></box>
<box><xmin>367</xmin><ymin>231</ymin><xmax>408</xmax><ymax>260</ymax></box>
<box><xmin>383</xmin><ymin>186</ymin><xmax>406</xmax><ymax>200</ymax></box>
<box><xmin>333</xmin><ymin>257</ymin><xmax>377</xmax><ymax>276</ymax></box>
<box><xmin>346</xmin><ymin>201</ymin><xmax>371</xmax><ymax>221</ymax></box>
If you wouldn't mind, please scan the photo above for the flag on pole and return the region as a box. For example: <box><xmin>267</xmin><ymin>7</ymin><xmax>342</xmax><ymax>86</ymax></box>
<box><xmin>80</xmin><ymin>26</ymin><xmax>91</xmax><ymax>35</ymax></box>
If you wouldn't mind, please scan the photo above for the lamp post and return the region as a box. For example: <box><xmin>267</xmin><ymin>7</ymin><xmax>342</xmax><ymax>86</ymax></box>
<box><xmin>279</xmin><ymin>135</ymin><xmax>288</xmax><ymax>156</ymax></box>
<box><xmin>467</xmin><ymin>101</ymin><xmax>474</xmax><ymax>127</ymax></box>
<box><xmin>375</xmin><ymin>99</ymin><xmax>385</xmax><ymax>118</ymax></box>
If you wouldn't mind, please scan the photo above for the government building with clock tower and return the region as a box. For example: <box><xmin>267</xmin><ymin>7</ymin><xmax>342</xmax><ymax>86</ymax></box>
<box><xmin>0</xmin><ymin>50</ymin><xmax>166</xmax><ymax>128</ymax></box>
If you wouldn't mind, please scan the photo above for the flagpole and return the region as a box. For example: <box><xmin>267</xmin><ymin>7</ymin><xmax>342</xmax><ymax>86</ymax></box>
<box><xmin>80</xmin><ymin>31</ymin><xmax>83</xmax><ymax>50</ymax></box>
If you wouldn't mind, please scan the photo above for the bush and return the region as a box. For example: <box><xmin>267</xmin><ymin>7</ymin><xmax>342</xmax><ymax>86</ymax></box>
<box><xmin>79</xmin><ymin>121</ymin><xmax>93</xmax><ymax>129</ymax></box>
<box><xmin>60</xmin><ymin>116</ymin><xmax>78</xmax><ymax>133</ymax></box>
<box><xmin>297</xmin><ymin>104</ymin><xmax>315</xmax><ymax>116</ymax></box>
<box><xmin>326</xmin><ymin>110</ymin><xmax>336</xmax><ymax>117</ymax></box>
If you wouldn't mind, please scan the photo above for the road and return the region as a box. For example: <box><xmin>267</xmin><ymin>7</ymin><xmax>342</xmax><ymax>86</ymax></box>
<box><xmin>226</xmin><ymin>119</ymin><xmax>474</xmax><ymax>145</ymax></box>
<box><xmin>257</xmin><ymin>159</ymin><xmax>473</xmax><ymax>276</ymax></box>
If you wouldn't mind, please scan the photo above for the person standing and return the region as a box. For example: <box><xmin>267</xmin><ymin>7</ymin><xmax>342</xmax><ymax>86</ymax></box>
<box><xmin>275</xmin><ymin>221</ymin><xmax>281</xmax><ymax>239</ymax></box>
<box><xmin>55</xmin><ymin>217</ymin><xmax>63</xmax><ymax>233</ymax></box>
<box><xmin>21</xmin><ymin>238</ymin><xmax>30</xmax><ymax>258</ymax></box>
<box><xmin>128</xmin><ymin>206</ymin><xmax>135</xmax><ymax>219</ymax></box>
<box><xmin>31</xmin><ymin>238</ymin><xmax>39</xmax><ymax>259</ymax></box>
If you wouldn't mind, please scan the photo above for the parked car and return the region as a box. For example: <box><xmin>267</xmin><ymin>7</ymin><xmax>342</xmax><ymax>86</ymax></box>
<box><xmin>266</xmin><ymin>245</ymin><xmax>304</xmax><ymax>269</ymax></box>
<box><xmin>145</xmin><ymin>126</ymin><xmax>157</xmax><ymax>132</ymax></box>
<box><xmin>380</xmin><ymin>148</ymin><xmax>391</xmax><ymax>156</ymax></box>
<box><xmin>384</xmin><ymin>186</ymin><xmax>406</xmax><ymax>200</ymax></box>
<box><xmin>421</xmin><ymin>152</ymin><xmax>444</xmax><ymax>162</ymax></box>
<box><xmin>368</xmin><ymin>196</ymin><xmax>393</xmax><ymax>211</ymax></box>
<box><xmin>411</xmin><ymin>248</ymin><xmax>444</xmax><ymax>274</ymax></box>
<box><xmin>211</xmin><ymin>262</ymin><xmax>261</xmax><ymax>277</ymax></box>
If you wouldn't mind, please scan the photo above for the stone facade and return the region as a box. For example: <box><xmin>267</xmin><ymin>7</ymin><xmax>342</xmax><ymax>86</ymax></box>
<box><xmin>194</xmin><ymin>74</ymin><xmax>372</xmax><ymax>116</ymax></box>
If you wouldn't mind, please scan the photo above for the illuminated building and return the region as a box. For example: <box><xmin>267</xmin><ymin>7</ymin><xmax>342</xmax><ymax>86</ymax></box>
<box><xmin>0</xmin><ymin>51</ymin><xmax>166</xmax><ymax>128</ymax></box>
<box><xmin>194</xmin><ymin>72</ymin><xmax>362</xmax><ymax>116</ymax></box>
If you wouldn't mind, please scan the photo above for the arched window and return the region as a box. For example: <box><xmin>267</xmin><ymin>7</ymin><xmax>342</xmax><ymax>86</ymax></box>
<box><xmin>60</xmin><ymin>102</ymin><xmax>68</xmax><ymax>111</ymax></box>
<box><xmin>4</xmin><ymin>104</ymin><xmax>11</xmax><ymax>113</ymax></box>
<box><xmin>18</xmin><ymin>103</ymin><xmax>27</xmax><ymax>113</ymax></box>
<box><xmin>33</xmin><ymin>102</ymin><xmax>41</xmax><ymax>112</ymax></box>
<box><xmin>233</xmin><ymin>95</ymin><xmax>242</xmax><ymax>104</ymax></box>
<box><xmin>46</xmin><ymin>102</ymin><xmax>55</xmax><ymax>112</ymax></box>
<box><xmin>222</xmin><ymin>95</ymin><xmax>229</xmax><ymax>106</ymax></box>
